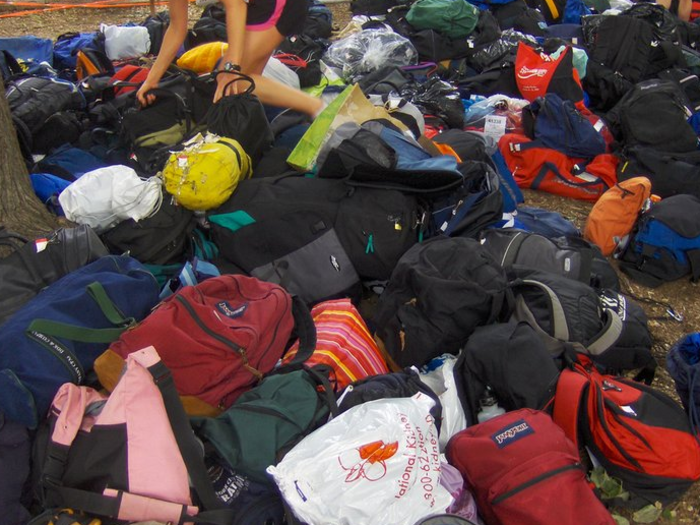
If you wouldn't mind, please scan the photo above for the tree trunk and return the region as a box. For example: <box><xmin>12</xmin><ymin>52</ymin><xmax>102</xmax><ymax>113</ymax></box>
<box><xmin>0</xmin><ymin>75</ymin><xmax>59</xmax><ymax>239</ymax></box>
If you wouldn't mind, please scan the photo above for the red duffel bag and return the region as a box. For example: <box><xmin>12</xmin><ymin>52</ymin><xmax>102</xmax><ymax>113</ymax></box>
<box><xmin>103</xmin><ymin>274</ymin><xmax>316</xmax><ymax>412</ymax></box>
<box><xmin>446</xmin><ymin>409</ymin><xmax>615</xmax><ymax>525</ymax></box>
<box><xmin>499</xmin><ymin>133</ymin><xmax>616</xmax><ymax>202</ymax></box>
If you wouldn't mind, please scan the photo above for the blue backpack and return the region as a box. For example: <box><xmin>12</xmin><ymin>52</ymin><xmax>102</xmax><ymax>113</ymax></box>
<box><xmin>667</xmin><ymin>333</ymin><xmax>700</xmax><ymax>435</ymax></box>
<box><xmin>620</xmin><ymin>194</ymin><xmax>700</xmax><ymax>287</ymax></box>
<box><xmin>0</xmin><ymin>256</ymin><xmax>159</xmax><ymax>428</ymax></box>
<box><xmin>522</xmin><ymin>93</ymin><xmax>606</xmax><ymax>159</ymax></box>
<box><xmin>53</xmin><ymin>32</ymin><xmax>100</xmax><ymax>71</ymax></box>
<box><xmin>34</xmin><ymin>144</ymin><xmax>107</xmax><ymax>180</ymax></box>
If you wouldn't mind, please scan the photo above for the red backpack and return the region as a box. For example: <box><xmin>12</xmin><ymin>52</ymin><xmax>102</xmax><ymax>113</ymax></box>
<box><xmin>446</xmin><ymin>409</ymin><xmax>614</xmax><ymax>525</ymax></box>
<box><xmin>553</xmin><ymin>355</ymin><xmax>700</xmax><ymax>508</ymax></box>
<box><xmin>105</xmin><ymin>275</ymin><xmax>316</xmax><ymax>412</ymax></box>
<box><xmin>110</xmin><ymin>64</ymin><xmax>150</xmax><ymax>96</ymax></box>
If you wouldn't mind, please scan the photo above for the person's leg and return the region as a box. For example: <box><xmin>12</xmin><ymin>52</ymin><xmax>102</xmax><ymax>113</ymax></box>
<box><xmin>241</xmin><ymin>26</ymin><xmax>323</xmax><ymax>117</ymax></box>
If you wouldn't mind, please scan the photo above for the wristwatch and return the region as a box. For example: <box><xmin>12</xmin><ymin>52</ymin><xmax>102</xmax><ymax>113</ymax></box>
<box><xmin>221</xmin><ymin>62</ymin><xmax>242</xmax><ymax>73</ymax></box>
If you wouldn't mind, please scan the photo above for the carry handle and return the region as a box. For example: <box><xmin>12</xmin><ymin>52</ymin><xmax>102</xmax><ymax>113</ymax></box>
<box><xmin>27</xmin><ymin>282</ymin><xmax>136</xmax><ymax>344</ymax></box>
<box><xmin>214</xmin><ymin>69</ymin><xmax>256</xmax><ymax>97</ymax></box>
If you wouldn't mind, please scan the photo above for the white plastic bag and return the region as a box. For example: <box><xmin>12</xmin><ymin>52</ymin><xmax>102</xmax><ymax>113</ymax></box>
<box><xmin>418</xmin><ymin>355</ymin><xmax>468</xmax><ymax>451</ymax></box>
<box><xmin>101</xmin><ymin>24</ymin><xmax>151</xmax><ymax>60</ymax></box>
<box><xmin>263</xmin><ymin>56</ymin><xmax>301</xmax><ymax>90</ymax></box>
<box><xmin>59</xmin><ymin>165</ymin><xmax>162</xmax><ymax>233</ymax></box>
<box><xmin>268</xmin><ymin>393</ymin><xmax>453</xmax><ymax>525</ymax></box>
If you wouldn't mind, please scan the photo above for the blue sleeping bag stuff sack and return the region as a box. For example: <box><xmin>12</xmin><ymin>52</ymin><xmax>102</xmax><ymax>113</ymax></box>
<box><xmin>667</xmin><ymin>333</ymin><xmax>700</xmax><ymax>434</ymax></box>
<box><xmin>0</xmin><ymin>256</ymin><xmax>159</xmax><ymax>428</ymax></box>
<box><xmin>515</xmin><ymin>206</ymin><xmax>581</xmax><ymax>238</ymax></box>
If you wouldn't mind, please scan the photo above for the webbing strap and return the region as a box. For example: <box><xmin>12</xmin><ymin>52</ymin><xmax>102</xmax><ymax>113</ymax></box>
<box><xmin>27</xmin><ymin>282</ymin><xmax>135</xmax><ymax>344</ymax></box>
<box><xmin>519</xmin><ymin>279</ymin><xmax>570</xmax><ymax>340</ymax></box>
<box><xmin>586</xmin><ymin>308</ymin><xmax>624</xmax><ymax>356</ymax></box>
<box><xmin>552</xmin><ymin>367</ymin><xmax>589</xmax><ymax>449</ymax></box>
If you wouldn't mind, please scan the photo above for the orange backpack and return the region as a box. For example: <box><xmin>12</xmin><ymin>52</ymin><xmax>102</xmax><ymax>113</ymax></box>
<box><xmin>584</xmin><ymin>177</ymin><xmax>652</xmax><ymax>256</ymax></box>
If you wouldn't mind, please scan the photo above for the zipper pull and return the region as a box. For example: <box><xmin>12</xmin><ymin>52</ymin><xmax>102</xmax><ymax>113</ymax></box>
<box><xmin>365</xmin><ymin>233</ymin><xmax>375</xmax><ymax>255</ymax></box>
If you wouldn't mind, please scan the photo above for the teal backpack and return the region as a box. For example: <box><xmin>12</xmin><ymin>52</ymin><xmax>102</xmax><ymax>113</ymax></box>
<box><xmin>193</xmin><ymin>366</ymin><xmax>338</xmax><ymax>484</ymax></box>
<box><xmin>406</xmin><ymin>0</ymin><xmax>480</xmax><ymax>39</ymax></box>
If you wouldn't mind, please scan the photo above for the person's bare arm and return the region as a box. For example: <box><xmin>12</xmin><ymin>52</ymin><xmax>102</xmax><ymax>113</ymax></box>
<box><xmin>137</xmin><ymin>0</ymin><xmax>189</xmax><ymax>105</ymax></box>
<box><xmin>214</xmin><ymin>0</ymin><xmax>248</xmax><ymax>101</ymax></box>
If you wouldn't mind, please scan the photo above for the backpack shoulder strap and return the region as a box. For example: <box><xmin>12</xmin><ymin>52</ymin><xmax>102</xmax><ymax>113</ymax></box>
<box><xmin>516</xmin><ymin>279</ymin><xmax>570</xmax><ymax>340</ymax></box>
<box><xmin>584</xmin><ymin>307</ymin><xmax>624</xmax><ymax>357</ymax></box>
<box><xmin>285</xmin><ymin>295</ymin><xmax>318</xmax><ymax>366</ymax></box>
<box><xmin>552</xmin><ymin>365</ymin><xmax>590</xmax><ymax>448</ymax></box>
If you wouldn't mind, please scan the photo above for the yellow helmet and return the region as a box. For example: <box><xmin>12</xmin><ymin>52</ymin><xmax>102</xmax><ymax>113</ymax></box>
<box><xmin>162</xmin><ymin>135</ymin><xmax>252</xmax><ymax>211</ymax></box>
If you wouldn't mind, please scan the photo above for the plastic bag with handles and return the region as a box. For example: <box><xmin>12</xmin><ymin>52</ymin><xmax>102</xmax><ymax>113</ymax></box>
<box><xmin>267</xmin><ymin>393</ymin><xmax>453</xmax><ymax>525</ymax></box>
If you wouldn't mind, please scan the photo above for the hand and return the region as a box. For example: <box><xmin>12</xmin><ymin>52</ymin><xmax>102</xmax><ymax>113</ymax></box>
<box><xmin>136</xmin><ymin>78</ymin><xmax>159</xmax><ymax>107</ymax></box>
<box><xmin>214</xmin><ymin>71</ymin><xmax>242</xmax><ymax>103</ymax></box>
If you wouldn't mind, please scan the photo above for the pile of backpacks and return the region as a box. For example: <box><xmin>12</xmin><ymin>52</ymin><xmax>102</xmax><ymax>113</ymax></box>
<box><xmin>4</xmin><ymin>0</ymin><xmax>700</xmax><ymax>523</ymax></box>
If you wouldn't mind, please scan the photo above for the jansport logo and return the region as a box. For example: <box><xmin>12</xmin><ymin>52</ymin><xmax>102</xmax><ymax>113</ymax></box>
<box><xmin>491</xmin><ymin>419</ymin><xmax>534</xmax><ymax>449</ymax></box>
<box><xmin>216</xmin><ymin>301</ymin><xmax>248</xmax><ymax>318</ymax></box>
<box><xmin>338</xmin><ymin>440</ymin><xmax>399</xmax><ymax>483</ymax></box>
<box><xmin>517</xmin><ymin>66</ymin><xmax>548</xmax><ymax>79</ymax></box>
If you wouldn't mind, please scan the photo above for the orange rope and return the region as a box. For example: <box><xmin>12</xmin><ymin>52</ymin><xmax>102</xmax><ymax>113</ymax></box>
<box><xmin>0</xmin><ymin>0</ymin><xmax>193</xmax><ymax>18</ymax></box>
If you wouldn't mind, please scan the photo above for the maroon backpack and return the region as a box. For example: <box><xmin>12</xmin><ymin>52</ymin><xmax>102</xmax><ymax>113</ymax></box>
<box><xmin>446</xmin><ymin>409</ymin><xmax>614</xmax><ymax>525</ymax></box>
<box><xmin>108</xmin><ymin>275</ymin><xmax>315</xmax><ymax>411</ymax></box>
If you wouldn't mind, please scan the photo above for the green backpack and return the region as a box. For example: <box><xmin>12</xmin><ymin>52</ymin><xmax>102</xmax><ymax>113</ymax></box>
<box><xmin>192</xmin><ymin>366</ymin><xmax>338</xmax><ymax>483</ymax></box>
<box><xmin>406</xmin><ymin>0</ymin><xmax>480</xmax><ymax>39</ymax></box>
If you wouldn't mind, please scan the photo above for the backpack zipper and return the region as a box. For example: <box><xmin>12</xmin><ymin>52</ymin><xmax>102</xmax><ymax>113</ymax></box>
<box><xmin>174</xmin><ymin>295</ymin><xmax>263</xmax><ymax>381</ymax></box>
<box><xmin>492</xmin><ymin>463</ymin><xmax>582</xmax><ymax>504</ymax></box>
<box><xmin>232</xmin><ymin>404</ymin><xmax>303</xmax><ymax>429</ymax></box>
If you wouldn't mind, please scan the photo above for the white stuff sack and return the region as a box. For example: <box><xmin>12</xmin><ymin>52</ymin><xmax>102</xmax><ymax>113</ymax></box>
<box><xmin>101</xmin><ymin>24</ymin><xmax>151</xmax><ymax>60</ymax></box>
<box><xmin>59</xmin><ymin>165</ymin><xmax>162</xmax><ymax>233</ymax></box>
<box><xmin>418</xmin><ymin>355</ymin><xmax>468</xmax><ymax>451</ymax></box>
<box><xmin>267</xmin><ymin>393</ymin><xmax>453</xmax><ymax>525</ymax></box>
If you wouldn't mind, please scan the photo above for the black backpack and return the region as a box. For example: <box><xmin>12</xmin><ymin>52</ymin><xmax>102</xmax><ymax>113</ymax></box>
<box><xmin>142</xmin><ymin>11</ymin><xmax>170</xmax><ymax>55</ymax></box>
<box><xmin>209</xmin><ymin>176</ymin><xmax>418</xmax><ymax>302</ymax></box>
<box><xmin>583</xmin><ymin>60</ymin><xmax>634</xmax><ymax>113</ymax></box>
<box><xmin>509</xmin><ymin>268</ymin><xmax>655</xmax><ymax>378</ymax></box>
<box><xmin>453</xmin><ymin>321</ymin><xmax>562</xmax><ymax>426</ymax></box>
<box><xmin>6</xmin><ymin>77</ymin><xmax>85</xmax><ymax>155</ymax></box>
<box><xmin>0</xmin><ymin>50</ymin><xmax>22</xmax><ymax>81</ymax></box>
<box><xmin>120</xmin><ymin>71</ymin><xmax>216</xmax><ymax>174</ymax></box>
<box><xmin>617</xmin><ymin>146</ymin><xmax>700</xmax><ymax>200</ymax></box>
<box><xmin>101</xmin><ymin>199</ymin><xmax>197</xmax><ymax>265</ymax></box>
<box><xmin>586</xmin><ymin>15</ymin><xmax>655</xmax><ymax>85</ymax></box>
<box><xmin>0</xmin><ymin>226</ymin><xmax>109</xmax><ymax>326</ymax></box>
<box><xmin>351</xmin><ymin>0</ymin><xmax>402</xmax><ymax>16</ymax></box>
<box><xmin>605</xmin><ymin>79</ymin><xmax>697</xmax><ymax>153</ymax></box>
<box><xmin>480</xmin><ymin>228</ymin><xmax>619</xmax><ymax>290</ymax></box>
<box><xmin>372</xmin><ymin>236</ymin><xmax>509</xmax><ymax>369</ymax></box>
<box><xmin>337</xmin><ymin>369</ymin><xmax>443</xmax><ymax>426</ymax></box>
<box><xmin>275</xmin><ymin>35</ymin><xmax>326</xmax><ymax>88</ymax></box>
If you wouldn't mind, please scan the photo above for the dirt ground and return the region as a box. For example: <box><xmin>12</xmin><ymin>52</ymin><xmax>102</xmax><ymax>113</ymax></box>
<box><xmin>2</xmin><ymin>1</ymin><xmax>700</xmax><ymax>523</ymax></box>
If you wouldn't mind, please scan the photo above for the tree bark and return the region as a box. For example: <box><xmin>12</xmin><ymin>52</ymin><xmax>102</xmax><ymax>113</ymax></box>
<box><xmin>0</xmin><ymin>75</ymin><xmax>59</xmax><ymax>239</ymax></box>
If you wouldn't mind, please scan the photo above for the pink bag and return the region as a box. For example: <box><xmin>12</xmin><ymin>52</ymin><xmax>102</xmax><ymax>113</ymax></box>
<box><xmin>37</xmin><ymin>346</ymin><xmax>228</xmax><ymax>524</ymax></box>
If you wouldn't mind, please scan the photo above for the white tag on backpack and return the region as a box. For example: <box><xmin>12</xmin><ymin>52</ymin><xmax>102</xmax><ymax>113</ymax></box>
<box><xmin>35</xmin><ymin>238</ymin><xmax>48</xmax><ymax>253</ymax></box>
<box><xmin>484</xmin><ymin>115</ymin><xmax>507</xmax><ymax>141</ymax></box>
